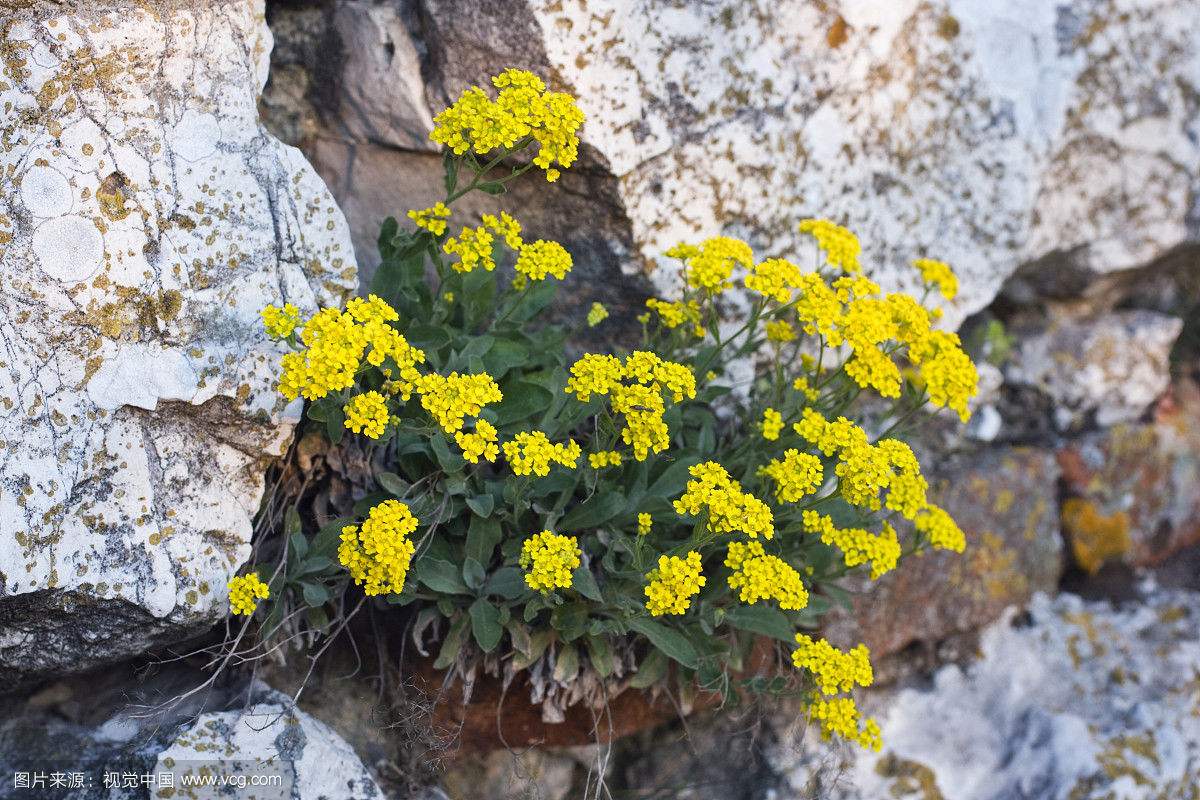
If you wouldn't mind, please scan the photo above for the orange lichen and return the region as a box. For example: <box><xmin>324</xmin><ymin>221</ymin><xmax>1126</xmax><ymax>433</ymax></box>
<box><xmin>1062</xmin><ymin>498</ymin><xmax>1130</xmax><ymax>574</ymax></box>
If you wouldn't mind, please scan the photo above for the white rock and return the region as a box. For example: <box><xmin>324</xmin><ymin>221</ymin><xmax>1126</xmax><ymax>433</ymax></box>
<box><xmin>1006</xmin><ymin>310</ymin><xmax>1182</xmax><ymax>428</ymax></box>
<box><xmin>771</xmin><ymin>589</ymin><xmax>1200</xmax><ymax>799</ymax></box>
<box><xmin>523</xmin><ymin>0</ymin><xmax>1200</xmax><ymax>327</ymax></box>
<box><xmin>0</xmin><ymin>0</ymin><xmax>355</xmax><ymax>683</ymax></box>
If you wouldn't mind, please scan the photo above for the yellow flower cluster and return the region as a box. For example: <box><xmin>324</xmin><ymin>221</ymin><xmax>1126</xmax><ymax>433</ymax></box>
<box><xmin>761</xmin><ymin>408</ymin><xmax>784</xmax><ymax>441</ymax></box>
<box><xmin>407</xmin><ymin>202</ymin><xmax>451</xmax><ymax>236</ymax></box>
<box><xmin>908</xmin><ymin>330</ymin><xmax>979</xmax><ymax>423</ymax></box>
<box><xmin>455</xmin><ymin>418</ymin><xmax>499</xmax><ymax>464</ymax></box>
<box><xmin>913</xmin><ymin>257</ymin><xmax>958</xmax><ymax>300</ymax></box>
<box><xmin>588</xmin><ymin>450</ymin><xmax>622</xmax><ymax>469</ymax></box>
<box><xmin>643</xmin><ymin>297</ymin><xmax>703</xmax><ymax>337</ymax></box>
<box><xmin>637</xmin><ymin>512</ymin><xmax>653</xmax><ymax>536</ymax></box>
<box><xmin>725</xmin><ymin>541</ymin><xmax>809</xmax><ymax>610</ymax></box>
<box><xmin>261</xmin><ymin>303</ymin><xmax>301</xmax><ymax>339</ymax></box>
<box><xmin>678</xmin><ymin>236</ymin><xmax>755</xmax><ymax>294</ymax></box>
<box><xmin>757</xmin><ymin>449</ymin><xmax>824</xmax><ymax>503</ymax></box>
<box><xmin>587</xmin><ymin>302</ymin><xmax>608</xmax><ymax>327</ymax></box>
<box><xmin>765</xmin><ymin>320</ymin><xmax>797</xmax><ymax>343</ymax></box>
<box><xmin>520</xmin><ymin>530</ymin><xmax>581</xmax><ymax>592</ymax></box>
<box><xmin>745</xmin><ymin>257</ymin><xmax>804</xmax><ymax>303</ymax></box>
<box><xmin>644</xmin><ymin>552</ymin><xmax>706</xmax><ymax>616</ymax></box>
<box><xmin>914</xmin><ymin>505</ymin><xmax>967</xmax><ymax>552</ymax></box>
<box><xmin>443</xmin><ymin>224</ymin><xmax>496</xmax><ymax>273</ymax></box>
<box><xmin>802</xmin><ymin>512</ymin><xmax>901</xmax><ymax>579</ymax></box>
<box><xmin>792</xmin><ymin>634</ymin><xmax>873</xmax><ymax>694</ymax></box>
<box><xmin>503</xmin><ymin>430</ymin><xmax>581</xmax><ymax>476</ymax></box>
<box><xmin>343</xmin><ymin>390</ymin><xmax>391</xmax><ymax>439</ymax></box>
<box><xmin>565</xmin><ymin>351</ymin><xmax>696</xmax><ymax>461</ymax></box>
<box><xmin>430</xmin><ymin>68</ymin><xmax>583</xmax><ymax>181</ymax></box>
<box><xmin>277</xmin><ymin>297</ymin><xmax>425</xmax><ymax>402</ymax></box>
<box><xmin>809</xmin><ymin>697</ymin><xmax>882</xmax><ymax>751</ymax></box>
<box><xmin>514</xmin><ymin>239</ymin><xmax>572</xmax><ymax>281</ymax></box>
<box><xmin>228</xmin><ymin>573</ymin><xmax>269</xmax><ymax>616</ymax></box>
<box><xmin>798</xmin><ymin>218</ymin><xmax>861</xmax><ymax>273</ymax></box>
<box><xmin>482</xmin><ymin>211</ymin><xmax>523</xmax><ymax>248</ymax></box>
<box><xmin>414</xmin><ymin>372</ymin><xmax>503</xmax><ymax>433</ymax></box>
<box><xmin>674</xmin><ymin>462</ymin><xmax>775</xmax><ymax>540</ymax></box>
<box><xmin>339</xmin><ymin>500</ymin><xmax>419</xmax><ymax>596</ymax></box>
<box><xmin>791</xmin><ymin>375</ymin><xmax>820</xmax><ymax>402</ymax></box>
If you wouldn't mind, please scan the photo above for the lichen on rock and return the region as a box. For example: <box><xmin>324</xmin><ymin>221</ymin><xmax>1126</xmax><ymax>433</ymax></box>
<box><xmin>0</xmin><ymin>0</ymin><xmax>356</xmax><ymax>687</ymax></box>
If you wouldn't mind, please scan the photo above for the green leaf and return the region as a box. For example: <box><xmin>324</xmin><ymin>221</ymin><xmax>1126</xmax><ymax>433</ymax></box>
<box><xmin>627</xmin><ymin>617</ymin><xmax>699</xmax><ymax>669</ymax></box>
<box><xmin>469</xmin><ymin>598</ymin><xmax>504</xmax><ymax>653</ymax></box>
<box><xmin>429</xmin><ymin>434</ymin><xmax>466</xmax><ymax>472</ymax></box>
<box><xmin>508</xmin><ymin>280</ymin><xmax>558</xmax><ymax>323</ymax></box>
<box><xmin>377</xmin><ymin>472</ymin><xmax>407</xmax><ymax>497</ymax></box>
<box><xmin>415</xmin><ymin>557</ymin><xmax>470</xmax><ymax>594</ymax></box>
<box><xmin>584</xmin><ymin>634</ymin><xmax>613</xmax><ymax>679</ymax></box>
<box><xmin>512</xmin><ymin>629</ymin><xmax>554</xmax><ymax>670</ymax></box>
<box><xmin>476</xmin><ymin>181</ymin><xmax>507</xmax><ymax>195</ymax></box>
<box><xmin>484</xmin><ymin>566</ymin><xmax>527</xmax><ymax>599</ymax></box>
<box><xmin>433</xmin><ymin>615</ymin><xmax>469</xmax><ymax>669</ymax></box>
<box><xmin>407</xmin><ymin>324</ymin><xmax>452</xmax><ymax>351</ymax></box>
<box><xmin>443</xmin><ymin>150</ymin><xmax>460</xmax><ymax>195</ymax></box>
<box><xmin>647</xmin><ymin>455</ymin><xmax>704</xmax><ymax>499</ymax></box>
<box><xmin>724</xmin><ymin>604</ymin><xmax>795</xmax><ymax>643</ymax></box>
<box><xmin>466</xmin><ymin>516</ymin><xmax>502</xmax><ymax>564</ymax></box>
<box><xmin>377</xmin><ymin>216</ymin><xmax>400</xmax><ymax>260</ymax></box>
<box><xmin>560</xmin><ymin>492</ymin><xmax>625</xmax><ymax>530</ymax></box>
<box><xmin>288</xmin><ymin>531</ymin><xmax>307</xmax><ymax>563</ymax></box>
<box><xmin>552</xmin><ymin>643</ymin><xmax>579</xmax><ymax>682</ymax></box>
<box><xmin>325</xmin><ymin>405</ymin><xmax>345</xmax><ymax>444</ymax></box>
<box><xmin>493</xmin><ymin>382</ymin><xmax>554</xmax><ymax>426</ymax></box>
<box><xmin>311</xmin><ymin>517</ymin><xmax>352</xmax><ymax>559</ymax></box>
<box><xmin>300</xmin><ymin>581</ymin><xmax>330</xmax><ymax>607</ymax></box>
<box><xmin>462</xmin><ymin>557</ymin><xmax>486</xmax><ymax>590</ymax></box>
<box><xmin>482</xmin><ymin>338</ymin><xmax>530</xmax><ymax>378</ymax></box>
<box><xmin>465</xmin><ymin>494</ymin><xmax>495</xmax><ymax>518</ymax></box>
<box><xmin>551</xmin><ymin>602</ymin><xmax>589</xmax><ymax>642</ymax></box>
<box><xmin>628</xmin><ymin>647</ymin><xmax>668</xmax><ymax>689</ymax></box>
<box><xmin>571</xmin><ymin>565</ymin><xmax>603</xmax><ymax>602</ymax></box>
<box><xmin>306</xmin><ymin>605</ymin><xmax>330</xmax><ymax>631</ymax></box>
<box><xmin>285</xmin><ymin>506</ymin><xmax>302</xmax><ymax>538</ymax></box>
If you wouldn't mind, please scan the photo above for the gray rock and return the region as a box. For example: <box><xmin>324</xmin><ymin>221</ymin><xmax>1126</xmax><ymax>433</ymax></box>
<box><xmin>0</xmin><ymin>0</ymin><xmax>356</xmax><ymax>688</ymax></box>
<box><xmin>771</xmin><ymin>587</ymin><xmax>1200</xmax><ymax>799</ymax></box>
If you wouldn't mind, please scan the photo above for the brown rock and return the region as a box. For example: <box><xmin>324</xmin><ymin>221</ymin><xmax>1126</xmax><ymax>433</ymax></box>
<box><xmin>1057</xmin><ymin>379</ymin><xmax>1200</xmax><ymax>571</ymax></box>
<box><xmin>822</xmin><ymin>447</ymin><xmax>1063</xmax><ymax>667</ymax></box>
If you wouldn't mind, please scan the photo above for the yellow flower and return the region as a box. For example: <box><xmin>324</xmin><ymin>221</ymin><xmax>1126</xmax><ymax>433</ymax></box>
<box><xmin>802</xmin><ymin>512</ymin><xmax>900</xmax><ymax>579</ymax></box>
<box><xmin>681</xmin><ymin>236</ymin><xmax>754</xmax><ymax>294</ymax></box>
<box><xmin>645</xmin><ymin>297</ymin><xmax>702</xmax><ymax>333</ymax></box>
<box><xmin>343</xmin><ymin>391</ymin><xmax>391</xmax><ymax>439</ymax></box>
<box><xmin>407</xmin><ymin>202</ymin><xmax>451</xmax><ymax>236</ymax></box>
<box><xmin>565</xmin><ymin>353</ymin><xmax>624</xmax><ymax>402</ymax></box>
<box><xmin>637</xmin><ymin>512</ymin><xmax>652</xmax><ymax>536</ymax></box>
<box><xmin>794</xmin><ymin>272</ymin><xmax>844</xmax><ymax>345</ymax></box>
<box><xmin>761</xmin><ymin>407</ymin><xmax>784</xmax><ymax>441</ymax></box>
<box><xmin>503</xmin><ymin>430</ymin><xmax>580</xmax><ymax>476</ymax></box>
<box><xmin>455</xmin><ymin>418</ymin><xmax>500</xmax><ymax>463</ymax></box>
<box><xmin>443</xmin><ymin>225</ymin><xmax>496</xmax><ymax>273</ymax></box>
<box><xmin>481</xmin><ymin>211</ymin><xmax>523</xmax><ymax>249</ymax></box>
<box><xmin>228</xmin><ymin>573</ymin><xmax>269</xmax><ymax>616</ymax></box>
<box><xmin>791</xmin><ymin>376</ymin><xmax>820</xmax><ymax>402</ymax></box>
<box><xmin>809</xmin><ymin>696</ymin><xmax>882</xmax><ymax>751</ymax></box>
<box><xmin>792</xmin><ymin>634</ymin><xmax>873</xmax><ymax>694</ymax></box>
<box><xmin>520</xmin><ymin>530</ymin><xmax>581</xmax><ymax>592</ymax></box>
<box><xmin>514</xmin><ymin>239</ymin><xmax>572</xmax><ymax>281</ymax></box>
<box><xmin>913</xmin><ymin>257</ymin><xmax>958</xmax><ymax>300</ymax></box>
<box><xmin>261</xmin><ymin>303</ymin><xmax>301</xmax><ymax>339</ymax></box>
<box><xmin>725</xmin><ymin>541</ymin><xmax>809</xmax><ymax>610</ymax></box>
<box><xmin>586</xmin><ymin>302</ymin><xmax>608</xmax><ymax>327</ymax></box>
<box><xmin>798</xmin><ymin>218</ymin><xmax>861</xmax><ymax>273</ymax></box>
<box><xmin>430</xmin><ymin>68</ymin><xmax>584</xmax><ymax>181</ymax></box>
<box><xmin>757</xmin><ymin>449</ymin><xmax>824</xmax><ymax>503</ymax></box>
<box><xmin>745</xmin><ymin>257</ymin><xmax>804</xmax><ymax>303</ymax></box>
<box><xmin>908</xmin><ymin>330</ymin><xmax>979</xmax><ymax>422</ymax></box>
<box><xmin>644</xmin><ymin>551</ymin><xmax>706</xmax><ymax>616</ymax></box>
<box><xmin>765</xmin><ymin>320</ymin><xmax>797</xmax><ymax>343</ymax></box>
<box><xmin>914</xmin><ymin>504</ymin><xmax>967</xmax><ymax>552</ymax></box>
<box><xmin>588</xmin><ymin>450</ymin><xmax>623</xmax><ymax>469</ymax></box>
<box><xmin>415</xmin><ymin>371</ymin><xmax>503</xmax><ymax>433</ymax></box>
<box><xmin>674</xmin><ymin>461</ymin><xmax>775</xmax><ymax>540</ymax></box>
<box><xmin>339</xmin><ymin>500</ymin><xmax>419</xmax><ymax>596</ymax></box>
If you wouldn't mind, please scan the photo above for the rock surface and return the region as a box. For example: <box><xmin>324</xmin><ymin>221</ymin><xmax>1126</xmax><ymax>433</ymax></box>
<box><xmin>1057</xmin><ymin>379</ymin><xmax>1200</xmax><ymax>572</ymax></box>
<box><xmin>822</xmin><ymin>446</ymin><xmax>1063</xmax><ymax>670</ymax></box>
<box><xmin>0</xmin><ymin>0</ymin><xmax>355</xmax><ymax>687</ymax></box>
<box><xmin>772</xmin><ymin>587</ymin><xmax>1200</xmax><ymax>800</ymax></box>
<box><xmin>0</xmin><ymin>676</ymin><xmax>382</xmax><ymax>799</ymax></box>
<box><xmin>265</xmin><ymin>0</ymin><xmax>1200</xmax><ymax>329</ymax></box>
<box><xmin>1006</xmin><ymin>310</ymin><xmax>1182</xmax><ymax>429</ymax></box>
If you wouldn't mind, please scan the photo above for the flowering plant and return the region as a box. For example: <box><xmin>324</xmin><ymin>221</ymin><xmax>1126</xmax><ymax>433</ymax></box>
<box><xmin>238</xmin><ymin>69</ymin><xmax>978</xmax><ymax>750</ymax></box>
